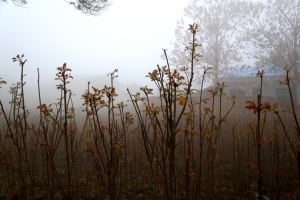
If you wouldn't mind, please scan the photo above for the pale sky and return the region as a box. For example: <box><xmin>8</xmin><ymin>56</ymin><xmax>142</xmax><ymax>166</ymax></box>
<box><xmin>0</xmin><ymin>0</ymin><xmax>189</xmax><ymax>86</ymax></box>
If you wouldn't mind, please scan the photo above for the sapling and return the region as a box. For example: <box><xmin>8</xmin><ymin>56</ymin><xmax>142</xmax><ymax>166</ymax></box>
<box><xmin>128</xmin><ymin>23</ymin><xmax>200</xmax><ymax>200</ymax></box>
<box><xmin>272</xmin><ymin>67</ymin><xmax>300</xmax><ymax>190</ymax></box>
<box><xmin>246</xmin><ymin>70</ymin><xmax>272</xmax><ymax>200</ymax></box>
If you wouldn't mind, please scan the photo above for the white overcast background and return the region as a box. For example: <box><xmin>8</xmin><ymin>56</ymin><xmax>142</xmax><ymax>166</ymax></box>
<box><xmin>0</xmin><ymin>0</ymin><xmax>188</xmax><ymax>87</ymax></box>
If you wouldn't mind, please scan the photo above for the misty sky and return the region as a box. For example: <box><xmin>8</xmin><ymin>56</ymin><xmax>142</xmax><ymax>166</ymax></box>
<box><xmin>0</xmin><ymin>0</ymin><xmax>188</xmax><ymax>87</ymax></box>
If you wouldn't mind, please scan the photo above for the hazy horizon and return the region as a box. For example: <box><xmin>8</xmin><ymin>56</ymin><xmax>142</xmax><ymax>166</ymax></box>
<box><xmin>0</xmin><ymin>0</ymin><xmax>188</xmax><ymax>89</ymax></box>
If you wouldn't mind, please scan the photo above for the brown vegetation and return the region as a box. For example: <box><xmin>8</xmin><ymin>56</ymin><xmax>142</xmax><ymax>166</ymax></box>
<box><xmin>0</xmin><ymin>25</ymin><xmax>300</xmax><ymax>200</ymax></box>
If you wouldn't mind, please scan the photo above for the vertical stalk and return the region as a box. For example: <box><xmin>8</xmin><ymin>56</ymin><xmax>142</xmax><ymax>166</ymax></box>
<box><xmin>63</xmin><ymin>66</ymin><xmax>71</xmax><ymax>199</ymax></box>
<box><xmin>257</xmin><ymin>94</ymin><xmax>262</xmax><ymax>200</ymax></box>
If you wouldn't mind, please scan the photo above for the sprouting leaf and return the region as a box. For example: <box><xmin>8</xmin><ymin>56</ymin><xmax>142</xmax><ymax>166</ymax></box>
<box><xmin>245</xmin><ymin>100</ymin><xmax>257</xmax><ymax>114</ymax></box>
<box><xmin>0</xmin><ymin>78</ymin><xmax>7</xmax><ymax>89</ymax></box>
<box><xmin>178</xmin><ymin>95</ymin><xmax>186</xmax><ymax>106</ymax></box>
<box><xmin>67</xmin><ymin>115</ymin><xmax>73</xmax><ymax>119</ymax></box>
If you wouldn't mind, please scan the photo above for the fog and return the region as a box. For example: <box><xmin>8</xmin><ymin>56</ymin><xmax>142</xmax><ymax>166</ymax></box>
<box><xmin>0</xmin><ymin>0</ymin><xmax>188</xmax><ymax>105</ymax></box>
<box><xmin>2</xmin><ymin>1</ymin><xmax>300</xmax><ymax>199</ymax></box>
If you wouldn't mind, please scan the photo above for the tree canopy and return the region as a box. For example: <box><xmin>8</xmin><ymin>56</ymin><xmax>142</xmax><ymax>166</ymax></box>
<box><xmin>170</xmin><ymin>0</ymin><xmax>300</xmax><ymax>97</ymax></box>
<box><xmin>247</xmin><ymin>0</ymin><xmax>300</xmax><ymax>72</ymax></box>
<box><xmin>169</xmin><ymin>0</ymin><xmax>249</xmax><ymax>86</ymax></box>
<box><xmin>3</xmin><ymin>0</ymin><xmax>112</xmax><ymax>15</ymax></box>
<box><xmin>246</xmin><ymin>0</ymin><xmax>300</xmax><ymax>104</ymax></box>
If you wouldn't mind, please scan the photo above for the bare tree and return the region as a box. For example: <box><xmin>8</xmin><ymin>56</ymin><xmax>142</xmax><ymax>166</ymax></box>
<box><xmin>247</xmin><ymin>0</ymin><xmax>300</xmax><ymax>104</ymax></box>
<box><xmin>169</xmin><ymin>0</ymin><xmax>249</xmax><ymax>86</ymax></box>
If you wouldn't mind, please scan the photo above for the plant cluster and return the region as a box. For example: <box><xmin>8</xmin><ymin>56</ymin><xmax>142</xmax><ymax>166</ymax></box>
<box><xmin>0</xmin><ymin>24</ymin><xmax>300</xmax><ymax>200</ymax></box>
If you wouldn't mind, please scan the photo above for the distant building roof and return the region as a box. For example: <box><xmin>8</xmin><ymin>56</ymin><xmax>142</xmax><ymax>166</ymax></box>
<box><xmin>221</xmin><ymin>66</ymin><xmax>285</xmax><ymax>79</ymax></box>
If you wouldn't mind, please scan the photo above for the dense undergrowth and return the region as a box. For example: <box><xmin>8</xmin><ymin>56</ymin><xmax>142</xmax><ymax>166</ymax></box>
<box><xmin>0</xmin><ymin>24</ymin><xmax>300</xmax><ymax>200</ymax></box>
